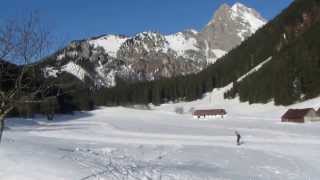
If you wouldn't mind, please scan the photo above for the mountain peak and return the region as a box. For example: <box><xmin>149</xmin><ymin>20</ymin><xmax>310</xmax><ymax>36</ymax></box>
<box><xmin>207</xmin><ymin>2</ymin><xmax>265</xmax><ymax>26</ymax></box>
<box><xmin>231</xmin><ymin>2</ymin><xmax>247</xmax><ymax>10</ymax></box>
<box><xmin>202</xmin><ymin>2</ymin><xmax>267</xmax><ymax>51</ymax></box>
<box><xmin>207</xmin><ymin>3</ymin><xmax>231</xmax><ymax>26</ymax></box>
<box><xmin>231</xmin><ymin>2</ymin><xmax>266</xmax><ymax>23</ymax></box>
<box><xmin>230</xmin><ymin>3</ymin><xmax>267</xmax><ymax>35</ymax></box>
<box><xmin>218</xmin><ymin>3</ymin><xmax>231</xmax><ymax>10</ymax></box>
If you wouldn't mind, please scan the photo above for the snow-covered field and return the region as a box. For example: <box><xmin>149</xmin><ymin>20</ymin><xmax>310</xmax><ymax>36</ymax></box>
<box><xmin>1</xmin><ymin>91</ymin><xmax>320</xmax><ymax>180</ymax></box>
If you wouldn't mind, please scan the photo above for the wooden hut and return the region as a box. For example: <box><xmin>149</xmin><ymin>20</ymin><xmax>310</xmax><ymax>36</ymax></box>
<box><xmin>281</xmin><ymin>108</ymin><xmax>320</xmax><ymax>123</ymax></box>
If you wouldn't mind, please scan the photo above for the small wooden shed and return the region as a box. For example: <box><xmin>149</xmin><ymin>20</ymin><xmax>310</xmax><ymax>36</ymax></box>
<box><xmin>193</xmin><ymin>109</ymin><xmax>227</xmax><ymax>119</ymax></box>
<box><xmin>281</xmin><ymin>108</ymin><xmax>320</xmax><ymax>123</ymax></box>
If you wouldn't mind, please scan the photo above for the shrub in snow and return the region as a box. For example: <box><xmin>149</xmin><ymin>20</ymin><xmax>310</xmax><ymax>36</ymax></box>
<box><xmin>175</xmin><ymin>106</ymin><xmax>184</xmax><ymax>114</ymax></box>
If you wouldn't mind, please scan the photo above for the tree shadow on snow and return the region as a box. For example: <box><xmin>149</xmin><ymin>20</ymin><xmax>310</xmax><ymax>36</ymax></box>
<box><xmin>4</xmin><ymin>111</ymin><xmax>94</xmax><ymax>131</ymax></box>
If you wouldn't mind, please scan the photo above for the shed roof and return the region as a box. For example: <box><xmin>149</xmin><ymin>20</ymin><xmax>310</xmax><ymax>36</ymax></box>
<box><xmin>281</xmin><ymin>108</ymin><xmax>315</xmax><ymax>119</ymax></box>
<box><xmin>193</xmin><ymin>109</ymin><xmax>226</xmax><ymax>116</ymax></box>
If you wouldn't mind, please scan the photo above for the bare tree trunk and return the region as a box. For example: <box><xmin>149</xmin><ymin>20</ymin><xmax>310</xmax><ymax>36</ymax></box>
<box><xmin>0</xmin><ymin>107</ymin><xmax>13</xmax><ymax>143</ymax></box>
<box><xmin>0</xmin><ymin>116</ymin><xmax>4</xmax><ymax>143</ymax></box>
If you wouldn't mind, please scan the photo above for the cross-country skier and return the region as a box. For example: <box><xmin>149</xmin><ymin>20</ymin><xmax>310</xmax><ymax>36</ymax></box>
<box><xmin>235</xmin><ymin>131</ymin><xmax>241</xmax><ymax>146</ymax></box>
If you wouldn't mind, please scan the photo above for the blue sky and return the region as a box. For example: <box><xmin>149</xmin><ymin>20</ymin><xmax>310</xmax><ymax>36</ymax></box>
<box><xmin>1</xmin><ymin>0</ymin><xmax>293</xmax><ymax>45</ymax></box>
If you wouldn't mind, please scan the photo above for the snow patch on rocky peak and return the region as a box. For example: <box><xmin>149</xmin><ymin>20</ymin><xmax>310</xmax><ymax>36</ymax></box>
<box><xmin>89</xmin><ymin>35</ymin><xmax>128</xmax><ymax>58</ymax></box>
<box><xmin>62</xmin><ymin>62</ymin><xmax>89</xmax><ymax>81</ymax></box>
<box><xmin>43</xmin><ymin>61</ymin><xmax>90</xmax><ymax>82</ymax></box>
<box><xmin>135</xmin><ymin>31</ymin><xmax>162</xmax><ymax>40</ymax></box>
<box><xmin>165</xmin><ymin>32</ymin><xmax>199</xmax><ymax>57</ymax></box>
<box><xmin>206</xmin><ymin>49</ymin><xmax>227</xmax><ymax>64</ymax></box>
<box><xmin>231</xmin><ymin>2</ymin><xmax>266</xmax><ymax>34</ymax></box>
<box><xmin>185</xmin><ymin>29</ymin><xmax>199</xmax><ymax>35</ymax></box>
<box><xmin>43</xmin><ymin>67</ymin><xmax>59</xmax><ymax>78</ymax></box>
<box><xmin>212</xmin><ymin>49</ymin><xmax>227</xmax><ymax>58</ymax></box>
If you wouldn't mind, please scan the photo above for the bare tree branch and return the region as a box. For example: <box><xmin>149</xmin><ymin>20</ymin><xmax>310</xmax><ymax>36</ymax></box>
<box><xmin>0</xmin><ymin>20</ymin><xmax>16</xmax><ymax>59</ymax></box>
<box><xmin>0</xmin><ymin>12</ymin><xmax>54</xmax><ymax>143</ymax></box>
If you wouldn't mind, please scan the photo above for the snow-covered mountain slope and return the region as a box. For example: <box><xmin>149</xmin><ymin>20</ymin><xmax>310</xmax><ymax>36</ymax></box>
<box><xmin>89</xmin><ymin>30</ymin><xmax>202</xmax><ymax>62</ymax></box>
<box><xmin>41</xmin><ymin>2</ymin><xmax>266</xmax><ymax>88</ymax></box>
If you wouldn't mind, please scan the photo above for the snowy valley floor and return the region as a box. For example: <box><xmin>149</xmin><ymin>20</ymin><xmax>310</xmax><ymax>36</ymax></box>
<box><xmin>1</xmin><ymin>101</ymin><xmax>320</xmax><ymax>180</ymax></box>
